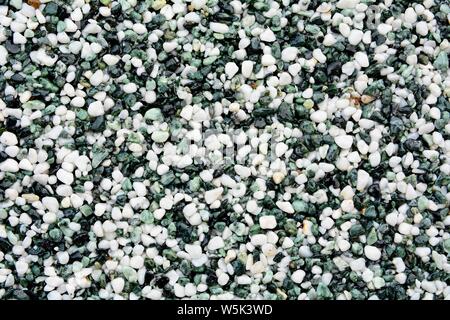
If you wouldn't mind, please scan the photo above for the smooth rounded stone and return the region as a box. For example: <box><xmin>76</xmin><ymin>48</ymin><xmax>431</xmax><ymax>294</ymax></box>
<box><xmin>204</xmin><ymin>187</ymin><xmax>223</xmax><ymax>204</ymax></box>
<box><xmin>310</xmin><ymin>110</ymin><xmax>327</xmax><ymax>123</ymax></box>
<box><xmin>0</xmin><ymin>0</ymin><xmax>447</xmax><ymax>301</ymax></box>
<box><xmin>42</xmin><ymin>197</ymin><xmax>59</xmax><ymax>212</ymax></box>
<box><xmin>342</xmin><ymin>61</ymin><xmax>355</xmax><ymax>75</ymax></box>
<box><xmin>71</xmin><ymin>96</ymin><xmax>85</xmax><ymax>107</ymax></box>
<box><xmin>159</xmin><ymin>196</ymin><xmax>173</xmax><ymax>210</ymax></box>
<box><xmin>241</xmin><ymin>60</ymin><xmax>254</xmax><ymax>78</ymax></box>
<box><xmin>348</xmin><ymin>29</ymin><xmax>363</xmax><ymax>45</ymax></box>
<box><xmin>15</xmin><ymin>261</ymin><xmax>29</xmax><ymax>275</ymax></box>
<box><xmin>218</xmin><ymin>273</ymin><xmax>230</xmax><ymax>286</ymax></box>
<box><xmin>0</xmin><ymin>45</ymin><xmax>8</xmax><ymax>66</ymax></box>
<box><xmin>225</xmin><ymin>62</ymin><xmax>239</xmax><ymax>78</ymax></box>
<box><xmin>354</xmin><ymin>51</ymin><xmax>369</xmax><ymax>67</ymax></box>
<box><xmin>416</xmin><ymin>21</ymin><xmax>428</xmax><ymax>36</ymax></box>
<box><xmin>56</xmin><ymin>169</ymin><xmax>74</xmax><ymax>185</ymax></box>
<box><xmin>145</xmin><ymin>108</ymin><xmax>163</xmax><ymax>122</ymax></box>
<box><xmin>313</xmin><ymin>48</ymin><xmax>326</xmax><ymax>64</ymax></box>
<box><xmin>404</xmin><ymin>7</ymin><xmax>417</xmax><ymax>23</ymax></box>
<box><xmin>185</xmin><ymin>244</ymin><xmax>202</xmax><ymax>259</ymax></box>
<box><xmin>210</xmin><ymin>22</ymin><xmax>229</xmax><ymax>34</ymax></box>
<box><xmin>336</xmin><ymin>0</ymin><xmax>360</xmax><ymax>9</ymax></box>
<box><xmin>177</xmin><ymin>155</ymin><xmax>193</xmax><ymax>168</ymax></box>
<box><xmin>88</xmin><ymin>101</ymin><xmax>105</xmax><ymax>117</ymax></box>
<box><xmin>276</xmin><ymin>201</ymin><xmax>294</xmax><ymax>214</ymax></box>
<box><xmin>260</xmin><ymin>28</ymin><xmax>276</xmax><ymax>42</ymax></box>
<box><xmin>349</xmin><ymin>258</ymin><xmax>366</xmax><ymax>271</ymax></box>
<box><xmin>90</xmin><ymin>70</ymin><xmax>104</xmax><ymax>86</ymax></box>
<box><xmin>185</xmin><ymin>12</ymin><xmax>201</xmax><ymax>23</ymax></box>
<box><xmin>275</xmin><ymin>142</ymin><xmax>288</xmax><ymax>157</ymax></box>
<box><xmin>234</xmin><ymin>164</ymin><xmax>251</xmax><ymax>178</ymax></box>
<box><xmin>356</xmin><ymin>170</ymin><xmax>371</xmax><ymax>191</ymax></box>
<box><xmin>272</xmin><ymin>171</ymin><xmax>285</xmax><ymax>184</ymax></box>
<box><xmin>259</xmin><ymin>216</ymin><xmax>277</xmax><ymax>229</ymax></box>
<box><xmin>281</xmin><ymin>47</ymin><xmax>298</xmax><ymax>62</ymax></box>
<box><xmin>103</xmin><ymin>54</ymin><xmax>120</xmax><ymax>65</ymax></box>
<box><xmin>123</xmin><ymin>83</ymin><xmax>137</xmax><ymax>93</ymax></box>
<box><xmin>340</xmin><ymin>186</ymin><xmax>355</xmax><ymax>200</ymax></box>
<box><xmin>261</xmin><ymin>54</ymin><xmax>276</xmax><ymax>66</ymax></box>
<box><xmin>111</xmin><ymin>277</ymin><xmax>125</xmax><ymax>293</ymax></box>
<box><xmin>151</xmin><ymin>131</ymin><xmax>170</xmax><ymax>143</ymax></box>
<box><xmin>334</xmin><ymin>135</ymin><xmax>354</xmax><ymax>149</ymax></box>
<box><xmin>102</xmin><ymin>220</ymin><xmax>117</xmax><ymax>233</ymax></box>
<box><xmin>129</xmin><ymin>256</ymin><xmax>144</xmax><ymax>269</ymax></box>
<box><xmin>207</xmin><ymin>236</ymin><xmax>225</xmax><ymax>250</ymax></box>
<box><xmin>0</xmin><ymin>131</ymin><xmax>18</xmax><ymax>146</ymax></box>
<box><xmin>377</xmin><ymin>23</ymin><xmax>392</xmax><ymax>35</ymax></box>
<box><xmin>364</xmin><ymin>245</ymin><xmax>382</xmax><ymax>261</ymax></box>
<box><xmin>0</xmin><ymin>159</ymin><xmax>19</xmax><ymax>172</ymax></box>
<box><xmin>251</xmin><ymin>234</ymin><xmax>267</xmax><ymax>246</ymax></box>
<box><xmin>291</xmin><ymin>270</ymin><xmax>306</xmax><ymax>284</ymax></box>
<box><xmin>415</xmin><ymin>247</ymin><xmax>431</xmax><ymax>257</ymax></box>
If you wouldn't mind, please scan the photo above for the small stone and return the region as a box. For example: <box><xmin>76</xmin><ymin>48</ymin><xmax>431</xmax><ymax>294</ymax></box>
<box><xmin>364</xmin><ymin>245</ymin><xmax>381</xmax><ymax>261</ymax></box>
<box><xmin>241</xmin><ymin>60</ymin><xmax>254</xmax><ymax>78</ymax></box>
<box><xmin>111</xmin><ymin>278</ymin><xmax>125</xmax><ymax>294</ymax></box>
<box><xmin>404</xmin><ymin>8</ymin><xmax>417</xmax><ymax>24</ymax></box>
<box><xmin>261</xmin><ymin>54</ymin><xmax>276</xmax><ymax>66</ymax></box>
<box><xmin>259</xmin><ymin>216</ymin><xmax>277</xmax><ymax>229</ymax></box>
<box><xmin>204</xmin><ymin>187</ymin><xmax>223</xmax><ymax>204</ymax></box>
<box><xmin>208</xmin><ymin>236</ymin><xmax>225</xmax><ymax>250</ymax></box>
<box><xmin>0</xmin><ymin>131</ymin><xmax>18</xmax><ymax>146</ymax></box>
<box><xmin>281</xmin><ymin>47</ymin><xmax>298</xmax><ymax>62</ymax></box>
<box><xmin>310</xmin><ymin>110</ymin><xmax>327</xmax><ymax>123</ymax></box>
<box><xmin>225</xmin><ymin>62</ymin><xmax>239</xmax><ymax>78</ymax></box>
<box><xmin>260</xmin><ymin>28</ymin><xmax>276</xmax><ymax>42</ymax></box>
<box><xmin>90</xmin><ymin>70</ymin><xmax>103</xmax><ymax>86</ymax></box>
<box><xmin>335</xmin><ymin>135</ymin><xmax>354</xmax><ymax>149</ymax></box>
<box><xmin>276</xmin><ymin>201</ymin><xmax>294</xmax><ymax>214</ymax></box>
<box><xmin>348</xmin><ymin>29</ymin><xmax>363</xmax><ymax>45</ymax></box>
<box><xmin>416</xmin><ymin>21</ymin><xmax>428</xmax><ymax>36</ymax></box>
<box><xmin>210</xmin><ymin>22</ymin><xmax>229</xmax><ymax>34</ymax></box>
<box><xmin>291</xmin><ymin>270</ymin><xmax>306</xmax><ymax>284</ymax></box>
<box><xmin>151</xmin><ymin>131</ymin><xmax>170</xmax><ymax>143</ymax></box>
<box><xmin>354</xmin><ymin>52</ymin><xmax>369</xmax><ymax>67</ymax></box>
<box><xmin>0</xmin><ymin>159</ymin><xmax>19</xmax><ymax>172</ymax></box>
<box><xmin>88</xmin><ymin>101</ymin><xmax>104</xmax><ymax>117</ymax></box>
<box><xmin>272</xmin><ymin>172</ymin><xmax>285</xmax><ymax>184</ymax></box>
<box><xmin>56</xmin><ymin>169</ymin><xmax>74</xmax><ymax>185</ymax></box>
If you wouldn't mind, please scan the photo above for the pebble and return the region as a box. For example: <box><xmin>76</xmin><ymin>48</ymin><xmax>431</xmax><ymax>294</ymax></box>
<box><xmin>291</xmin><ymin>270</ymin><xmax>306</xmax><ymax>284</ymax></box>
<box><xmin>260</xmin><ymin>29</ymin><xmax>276</xmax><ymax>42</ymax></box>
<box><xmin>281</xmin><ymin>47</ymin><xmax>298</xmax><ymax>62</ymax></box>
<box><xmin>210</xmin><ymin>22</ymin><xmax>229</xmax><ymax>34</ymax></box>
<box><xmin>259</xmin><ymin>216</ymin><xmax>277</xmax><ymax>229</ymax></box>
<box><xmin>0</xmin><ymin>131</ymin><xmax>18</xmax><ymax>146</ymax></box>
<box><xmin>404</xmin><ymin>8</ymin><xmax>417</xmax><ymax>24</ymax></box>
<box><xmin>0</xmin><ymin>0</ymin><xmax>447</xmax><ymax>302</ymax></box>
<box><xmin>241</xmin><ymin>60</ymin><xmax>254</xmax><ymax>78</ymax></box>
<box><xmin>364</xmin><ymin>246</ymin><xmax>382</xmax><ymax>261</ymax></box>
<box><xmin>111</xmin><ymin>278</ymin><xmax>125</xmax><ymax>294</ymax></box>
<box><xmin>225</xmin><ymin>62</ymin><xmax>239</xmax><ymax>78</ymax></box>
<box><xmin>334</xmin><ymin>135</ymin><xmax>354</xmax><ymax>149</ymax></box>
<box><xmin>276</xmin><ymin>201</ymin><xmax>294</xmax><ymax>214</ymax></box>
<box><xmin>348</xmin><ymin>29</ymin><xmax>363</xmax><ymax>45</ymax></box>
<box><xmin>208</xmin><ymin>236</ymin><xmax>225</xmax><ymax>250</ymax></box>
<box><xmin>310</xmin><ymin>110</ymin><xmax>327</xmax><ymax>123</ymax></box>
<box><xmin>56</xmin><ymin>169</ymin><xmax>74</xmax><ymax>185</ymax></box>
<box><xmin>0</xmin><ymin>159</ymin><xmax>19</xmax><ymax>172</ymax></box>
<box><xmin>354</xmin><ymin>52</ymin><xmax>369</xmax><ymax>67</ymax></box>
<box><xmin>416</xmin><ymin>21</ymin><xmax>428</xmax><ymax>36</ymax></box>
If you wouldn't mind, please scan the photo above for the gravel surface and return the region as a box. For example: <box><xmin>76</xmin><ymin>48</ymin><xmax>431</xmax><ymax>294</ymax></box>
<box><xmin>0</xmin><ymin>0</ymin><xmax>449</xmax><ymax>300</ymax></box>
